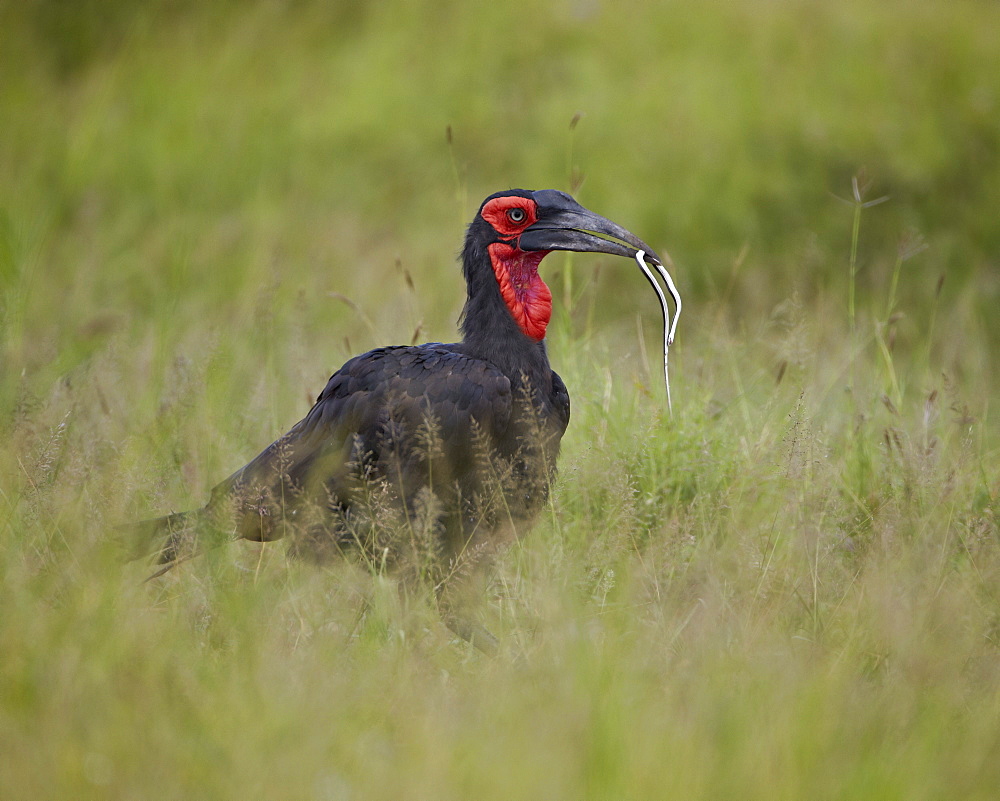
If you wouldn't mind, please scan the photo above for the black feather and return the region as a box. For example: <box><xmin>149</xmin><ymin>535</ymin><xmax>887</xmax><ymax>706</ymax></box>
<box><xmin>128</xmin><ymin>189</ymin><xmax>674</xmax><ymax>649</ymax></box>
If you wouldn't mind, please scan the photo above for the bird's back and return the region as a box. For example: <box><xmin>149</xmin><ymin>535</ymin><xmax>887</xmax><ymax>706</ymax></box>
<box><xmin>198</xmin><ymin>343</ymin><xmax>567</xmax><ymax>568</ymax></box>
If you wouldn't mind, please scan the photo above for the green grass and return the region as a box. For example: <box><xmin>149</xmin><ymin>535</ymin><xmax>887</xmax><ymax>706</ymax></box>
<box><xmin>2</xmin><ymin>0</ymin><xmax>999</xmax><ymax>797</ymax></box>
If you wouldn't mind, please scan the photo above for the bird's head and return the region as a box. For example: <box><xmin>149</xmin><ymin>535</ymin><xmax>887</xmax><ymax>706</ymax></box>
<box><xmin>463</xmin><ymin>189</ymin><xmax>662</xmax><ymax>342</ymax></box>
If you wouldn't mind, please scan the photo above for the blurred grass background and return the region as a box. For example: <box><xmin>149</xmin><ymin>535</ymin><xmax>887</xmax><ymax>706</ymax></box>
<box><xmin>1</xmin><ymin>0</ymin><xmax>998</xmax><ymax>798</ymax></box>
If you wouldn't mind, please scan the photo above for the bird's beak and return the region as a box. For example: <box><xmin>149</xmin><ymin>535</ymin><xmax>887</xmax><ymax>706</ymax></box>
<box><xmin>517</xmin><ymin>190</ymin><xmax>662</xmax><ymax>265</ymax></box>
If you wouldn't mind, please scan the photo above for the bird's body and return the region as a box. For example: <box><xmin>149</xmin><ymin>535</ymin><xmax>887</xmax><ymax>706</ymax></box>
<box><xmin>134</xmin><ymin>189</ymin><xmax>664</xmax><ymax>644</ymax></box>
<box><xmin>183</xmin><ymin>341</ymin><xmax>569</xmax><ymax>570</ymax></box>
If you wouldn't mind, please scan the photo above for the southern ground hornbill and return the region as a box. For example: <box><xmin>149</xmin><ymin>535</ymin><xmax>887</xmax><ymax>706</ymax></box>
<box><xmin>133</xmin><ymin>189</ymin><xmax>670</xmax><ymax>648</ymax></box>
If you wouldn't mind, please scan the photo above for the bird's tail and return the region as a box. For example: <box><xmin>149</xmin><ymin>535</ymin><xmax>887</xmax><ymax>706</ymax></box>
<box><xmin>120</xmin><ymin>510</ymin><xmax>205</xmax><ymax>578</ymax></box>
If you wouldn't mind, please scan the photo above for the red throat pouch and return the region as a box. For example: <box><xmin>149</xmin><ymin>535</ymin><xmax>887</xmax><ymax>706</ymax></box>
<box><xmin>487</xmin><ymin>243</ymin><xmax>552</xmax><ymax>341</ymax></box>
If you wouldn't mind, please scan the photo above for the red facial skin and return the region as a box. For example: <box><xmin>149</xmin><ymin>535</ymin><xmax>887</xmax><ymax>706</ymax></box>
<box><xmin>480</xmin><ymin>196</ymin><xmax>553</xmax><ymax>342</ymax></box>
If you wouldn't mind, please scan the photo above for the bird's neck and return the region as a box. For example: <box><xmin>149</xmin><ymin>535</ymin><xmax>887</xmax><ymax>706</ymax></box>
<box><xmin>458</xmin><ymin>238</ymin><xmax>554</xmax><ymax>387</ymax></box>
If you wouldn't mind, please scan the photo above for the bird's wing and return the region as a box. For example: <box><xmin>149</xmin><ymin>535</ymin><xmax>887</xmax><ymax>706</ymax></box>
<box><xmin>208</xmin><ymin>345</ymin><xmax>513</xmax><ymax>530</ymax></box>
<box><xmin>550</xmin><ymin>369</ymin><xmax>571</xmax><ymax>435</ymax></box>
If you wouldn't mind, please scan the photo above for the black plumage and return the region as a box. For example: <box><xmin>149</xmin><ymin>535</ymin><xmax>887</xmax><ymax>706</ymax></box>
<box><xmin>133</xmin><ymin>189</ymin><xmax>660</xmax><ymax>646</ymax></box>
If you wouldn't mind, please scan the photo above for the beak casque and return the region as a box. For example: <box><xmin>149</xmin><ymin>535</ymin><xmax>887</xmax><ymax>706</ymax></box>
<box><xmin>517</xmin><ymin>189</ymin><xmax>663</xmax><ymax>265</ymax></box>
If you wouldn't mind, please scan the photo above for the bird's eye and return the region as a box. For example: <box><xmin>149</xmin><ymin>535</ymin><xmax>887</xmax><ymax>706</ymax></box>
<box><xmin>507</xmin><ymin>208</ymin><xmax>527</xmax><ymax>223</ymax></box>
